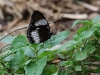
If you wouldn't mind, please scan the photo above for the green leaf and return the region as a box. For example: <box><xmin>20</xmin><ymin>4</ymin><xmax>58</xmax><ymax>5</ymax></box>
<box><xmin>38</xmin><ymin>51</ymin><xmax>51</xmax><ymax>58</ymax></box>
<box><xmin>92</xmin><ymin>24</ymin><xmax>100</xmax><ymax>28</ymax></box>
<box><xmin>60</xmin><ymin>70</ymin><xmax>70</xmax><ymax>75</ymax></box>
<box><xmin>24</xmin><ymin>46</ymin><xmax>35</xmax><ymax>57</ymax></box>
<box><xmin>0</xmin><ymin>36</ymin><xmax>16</xmax><ymax>44</ymax></box>
<box><xmin>75</xmin><ymin>65</ymin><xmax>82</xmax><ymax>71</ymax></box>
<box><xmin>73</xmin><ymin>34</ymin><xmax>82</xmax><ymax>41</ymax></box>
<box><xmin>85</xmin><ymin>44</ymin><xmax>95</xmax><ymax>54</ymax></box>
<box><xmin>25</xmin><ymin>56</ymin><xmax>47</xmax><ymax>75</ymax></box>
<box><xmin>11</xmin><ymin>35</ymin><xmax>27</xmax><ymax>49</ymax></box>
<box><xmin>60</xmin><ymin>60</ymin><xmax>72</xmax><ymax>67</ymax></box>
<box><xmin>38</xmin><ymin>50</ymin><xmax>57</xmax><ymax>61</ymax></box>
<box><xmin>72</xmin><ymin>20</ymin><xmax>82</xmax><ymax>27</ymax></box>
<box><xmin>80</xmin><ymin>30</ymin><xmax>93</xmax><ymax>39</ymax></box>
<box><xmin>9</xmin><ymin>49</ymin><xmax>25</xmax><ymax>70</ymax></box>
<box><xmin>58</xmin><ymin>40</ymin><xmax>78</xmax><ymax>51</ymax></box>
<box><xmin>45</xmin><ymin>30</ymin><xmax>70</xmax><ymax>47</ymax></box>
<box><xmin>42</xmin><ymin>64</ymin><xmax>57</xmax><ymax>75</ymax></box>
<box><xmin>94</xmin><ymin>28</ymin><xmax>100</xmax><ymax>38</ymax></box>
<box><xmin>92</xmin><ymin>15</ymin><xmax>100</xmax><ymax>24</ymax></box>
<box><xmin>75</xmin><ymin>50</ymin><xmax>87</xmax><ymax>61</ymax></box>
<box><xmin>76</xmin><ymin>26</ymin><xmax>87</xmax><ymax>34</ymax></box>
<box><xmin>72</xmin><ymin>20</ymin><xmax>91</xmax><ymax>27</ymax></box>
<box><xmin>75</xmin><ymin>44</ymin><xmax>95</xmax><ymax>61</ymax></box>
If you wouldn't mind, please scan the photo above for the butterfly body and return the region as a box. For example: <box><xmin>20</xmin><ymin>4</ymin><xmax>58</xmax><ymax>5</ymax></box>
<box><xmin>27</xmin><ymin>11</ymin><xmax>52</xmax><ymax>44</ymax></box>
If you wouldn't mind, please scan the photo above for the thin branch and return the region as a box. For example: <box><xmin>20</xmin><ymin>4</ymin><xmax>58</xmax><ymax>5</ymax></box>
<box><xmin>62</xmin><ymin>13</ymin><xmax>87</xmax><ymax>19</ymax></box>
<box><xmin>0</xmin><ymin>26</ymin><xmax>28</xmax><ymax>42</ymax></box>
<box><xmin>77</xmin><ymin>1</ymin><xmax>99</xmax><ymax>11</ymax></box>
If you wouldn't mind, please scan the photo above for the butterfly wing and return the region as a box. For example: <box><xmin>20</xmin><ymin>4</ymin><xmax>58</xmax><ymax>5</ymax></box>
<box><xmin>27</xmin><ymin>11</ymin><xmax>51</xmax><ymax>44</ymax></box>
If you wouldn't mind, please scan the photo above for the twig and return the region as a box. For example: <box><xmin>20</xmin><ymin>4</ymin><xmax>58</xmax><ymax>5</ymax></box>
<box><xmin>62</xmin><ymin>13</ymin><xmax>87</xmax><ymax>19</ymax></box>
<box><xmin>0</xmin><ymin>26</ymin><xmax>28</xmax><ymax>42</ymax></box>
<box><xmin>77</xmin><ymin>1</ymin><xmax>99</xmax><ymax>11</ymax></box>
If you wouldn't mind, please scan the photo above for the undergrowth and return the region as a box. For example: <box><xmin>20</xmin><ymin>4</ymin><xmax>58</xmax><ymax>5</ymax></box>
<box><xmin>0</xmin><ymin>15</ymin><xmax>100</xmax><ymax>75</ymax></box>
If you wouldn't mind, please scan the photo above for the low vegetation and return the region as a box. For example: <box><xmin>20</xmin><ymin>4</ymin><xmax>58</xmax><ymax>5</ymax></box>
<box><xmin>0</xmin><ymin>15</ymin><xmax>100</xmax><ymax>75</ymax></box>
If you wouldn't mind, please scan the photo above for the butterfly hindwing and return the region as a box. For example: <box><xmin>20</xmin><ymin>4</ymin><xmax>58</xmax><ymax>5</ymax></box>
<box><xmin>27</xmin><ymin>11</ymin><xmax>51</xmax><ymax>44</ymax></box>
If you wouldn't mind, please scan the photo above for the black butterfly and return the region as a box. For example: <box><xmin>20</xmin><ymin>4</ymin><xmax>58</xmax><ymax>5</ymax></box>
<box><xmin>27</xmin><ymin>11</ymin><xmax>52</xmax><ymax>44</ymax></box>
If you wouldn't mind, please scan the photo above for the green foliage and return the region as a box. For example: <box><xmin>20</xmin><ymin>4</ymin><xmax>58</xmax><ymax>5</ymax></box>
<box><xmin>24</xmin><ymin>56</ymin><xmax>47</xmax><ymax>75</ymax></box>
<box><xmin>0</xmin><ymin>15</ymin><xmax>100</xmax><ymax>75</ymax></box>
<box><xmin>0</xmin><ymin>36</ymin><xmax>16</xmax><ymax>44</ymax></box>
<box><xmin>0</xmin><ymin>30</ymin><xmax>70</xmax><ymax>75</ymax></box>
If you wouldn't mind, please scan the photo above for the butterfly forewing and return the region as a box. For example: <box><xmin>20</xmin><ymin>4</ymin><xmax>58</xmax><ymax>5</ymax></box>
<box><xmin>27</xmin><ymin>11</ymin><xmax>51</xmax><ymax>44</ymax></box>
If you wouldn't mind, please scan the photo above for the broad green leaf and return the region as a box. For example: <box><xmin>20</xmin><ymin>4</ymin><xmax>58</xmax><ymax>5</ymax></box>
<box><xmin>9</xmin><ymin>49</ymin><xmax>25</xmax><ymax>70</ymax></box>
<box><xmin>72</xmin><ymin>20</ymin><xmax>91</xmax><ymax>27</ymax></box>
<box><xmin>73</xmin><ymin>34</ymin><xmax>82</xmax><ymax>41</ymax></box>
<box><xmin>42</xmin><ymin>64</ymin><xmax>57</xmax><ymax>75</ymax></box>
<box><xmin>24</xmin><ymin>46</ymin><xmax>35</xmax><ymax>57</ymax></box>
<box><xmin>52</xmin><ymin>71</ymin><xmax>58</xmax><ymax>75</ymax></box>
<box><xmin>25</xmin><ymin>56</ymin><xmax>47</xmax><ymax>75</ymax></box>
<box><xmin>75</xmin><ymin>65</ymin><xmax>82</xmax><ymax>71</ymax></box>
<box><xmin>85</xmin><ymin>44</ymin><xmax>95</xmax><ymax>54</ymax></box>
<box><xmin>58</xmin><ymin>40</ymin><xmax>78</xmax><ymax>51</ymax></box>
<box><xmin>75</xmin><ymin>50</ymin><xmax>87</xmax><ymax>61</ymax></box>
<box><xmin>24</xmin><ymin>61</ymin><xmax>37</xmax><ymax>75</ymax></box>
<box><xmin>60</xmin><ymin>60</ymin><xmax>73</xmax><ymax>67</ymax></box>
<box><xmin>92</xmin><ymin>24</ymin><xmax>100</xmax><ymax>28</ymax></box>
<box><xmin>72</xmin><ymin>20</ymin><xmax>83</xmax><ymax>27</ymax></box>
<box><xmin>11</xmin><ymin>35</ymin><xmax>27</xmax><ymax>49</ymax></box>
<box><xmin>94</xmin><ymin>28</ymin><xmax>100</xmax><ymax>38</ymax></box>
<box><xmin>38</xmin><ymin>50</ymin><xmax>57</xmax><ymax>61</ymax></box>
<box><xmin>38</xmin><ymin>51</ymin><xmax>51</xmax><ymax>58</ymax></box>
<box><xmin>75</xmin><ymin>44</ymin><xmax>95</xmax><ymax>61</ymax></box>
<box><xmin>0</xmin><ymin>36</ymin><xmax>16</xmax><ymax>44</ymax></box>
<box><xmin>45</xmin><ymin>30</ymin><xmax>70</xmax><ymax>47</ymax></box>
<box><xmin>80</xmin><ymin>30</ymin><xmax>93</xmax><ymax>39</ymax></box>
<box><xmin>60</xmin><ymin>70</ymin><xmax>70</xmax><ymax>75</ymax></box>
<box><xmin>92</xmin><ymin>15</ymin><xmax>100</xmax><ymax>24</ymax></box>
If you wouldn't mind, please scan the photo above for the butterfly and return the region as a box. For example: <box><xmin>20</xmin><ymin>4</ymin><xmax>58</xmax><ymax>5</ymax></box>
<box><xmin>27</xmin><ymin>10</ymin><xmax>52</xmax><ymax>44</ymax></box>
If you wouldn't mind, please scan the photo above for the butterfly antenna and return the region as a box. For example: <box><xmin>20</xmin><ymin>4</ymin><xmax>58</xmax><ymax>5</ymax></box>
<box><xmin>49</xmin><ymin>14</ymin><xmax>63</xmax><ymax>24</ymax></box>
<box><xmin>0</xmin><ymin>26</ymin><xmax>28</xmax><ymax>42</ymax></box>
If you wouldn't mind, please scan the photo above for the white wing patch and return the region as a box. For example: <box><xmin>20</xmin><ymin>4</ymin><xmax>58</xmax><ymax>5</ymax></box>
<box><xmin>31</xmin><ymin>30</ymin><xmax>40</xmax><ymax>43</ymax></box>
<box><xmin>34</xmin><ymin>19</ymin><xmax>47</xmax><ymax>26</ymax></box>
